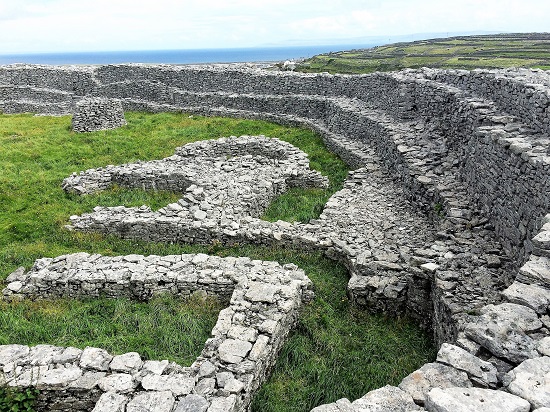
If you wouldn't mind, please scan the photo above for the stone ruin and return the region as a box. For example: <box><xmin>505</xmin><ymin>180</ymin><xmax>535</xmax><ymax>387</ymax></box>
<box><xmin>1</xmin><ymin>63</ymin><xmax>550</xmax><ymax>411</ymax></box>
<box><xmin>71</xmin><ymin>97</ymin><xmax>127</xmax><ymax>132</ymax></box>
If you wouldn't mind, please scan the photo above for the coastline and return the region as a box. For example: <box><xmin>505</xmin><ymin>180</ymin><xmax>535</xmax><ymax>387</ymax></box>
<box><xmin>0</xmin><ymin>44</ymin><xmax>373</xmax><ymax>66</ymax></box>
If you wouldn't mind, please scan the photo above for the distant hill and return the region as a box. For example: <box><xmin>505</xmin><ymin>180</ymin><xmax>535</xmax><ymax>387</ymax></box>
<box><xmin>295</xmin><ymin>33</ymin><xmax>550</xmax><ymax>74</ymax></box>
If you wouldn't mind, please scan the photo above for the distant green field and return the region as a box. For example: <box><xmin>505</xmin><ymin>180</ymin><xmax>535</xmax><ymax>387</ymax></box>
<box><xmin>296</xmin><ymin>33</ymin><xmax>550</xmax><ymax>74</ymax></box>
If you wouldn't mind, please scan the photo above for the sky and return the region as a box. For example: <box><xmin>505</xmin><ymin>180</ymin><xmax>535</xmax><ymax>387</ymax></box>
<box><xmin>1</xmin><ymin>0</ymin><xmax>549</xmax><ymax>54</ymax></box>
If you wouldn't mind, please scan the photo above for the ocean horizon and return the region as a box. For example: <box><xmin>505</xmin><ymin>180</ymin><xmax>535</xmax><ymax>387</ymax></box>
<box><xmin>0</xmin><ymin>44</ymin><xmax>376</xmax><ymax>65</ymax></box>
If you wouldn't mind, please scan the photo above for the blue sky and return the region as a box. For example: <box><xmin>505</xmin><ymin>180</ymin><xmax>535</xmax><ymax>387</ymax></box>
<box><xmin>1</xmin><ymin>0</ymin><xmax>549</xmax><ymax>54</ymax></box>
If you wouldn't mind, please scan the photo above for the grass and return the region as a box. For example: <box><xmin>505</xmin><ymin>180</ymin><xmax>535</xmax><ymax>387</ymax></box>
<box><xmin>0</xmin><ymin>112</ymin><xmax>434</xmax><ymax>410</ymax></box>
<box><xmin>0</xmin><ymin>295</ymin><xmax>222</xmax><ymax>366</ymax></box>
<box><xmin>296</xmin><ymin>33</ymin><xmax>550</xmax><ymax>74</ymax></box>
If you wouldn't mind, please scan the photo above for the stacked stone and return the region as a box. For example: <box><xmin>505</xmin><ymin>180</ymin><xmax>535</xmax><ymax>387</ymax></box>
<box><xmin>62</xmin><ymin>136</ymin><xmax>328</xmax><ymax>249</ymax></box>
<box><xmin>1</xmin><ymin>64</ymin><xmax>548</xmax><ymax>263</ymax></box>
<box><xmin>1</xmin><ymin>252</ymin><xmax>313</xmax><ymax>412</ymax></box>
<box><xmin>311</xmin><ymin>217</ymin><xmax>550</xmax><ymax>411</ymax></box>
<box><xmin>71</xmin><ymin>97</ymin><xmax>127</xmax><ymax>132</ymax></box>
<box><xmin>2</xmin><ymin>63</ymin><xmax>550</xmax><ymax>411</ymax></box>
<box><xmin>63</xmin><ymin>133</ymin><xmax>512</xmax><ymax>343</ymax></box>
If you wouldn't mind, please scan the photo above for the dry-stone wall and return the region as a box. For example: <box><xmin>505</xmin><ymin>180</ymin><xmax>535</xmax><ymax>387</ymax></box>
<box><xmin>71</xmin><ymin>97</ymin><xmax>127</xmax><ymax>132</ymax></box>
<box><xmin>1</xmin><ymin>63</ymin><xmax>550</xmax><ymax>411</ymax></box>
<box><xmin>2</xmin><ymin>252</ymin><xmax>313</xmax><ymax>412</ymax></box>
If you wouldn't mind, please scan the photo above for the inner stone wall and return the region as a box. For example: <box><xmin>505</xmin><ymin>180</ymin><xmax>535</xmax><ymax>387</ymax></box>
<box><xmin>1</xmin><ymin>64</ymin><xmax>547</xmax><ymax>264</ymax></box>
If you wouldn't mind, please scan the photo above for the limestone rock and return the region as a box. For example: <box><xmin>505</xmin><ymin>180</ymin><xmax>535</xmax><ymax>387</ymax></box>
<box><xmin>98</xmin><ymin>373</ymin><xmax>136</xmax><ymax>393</ymax></box>
<box><xmin>72</xmin><ymin>97</ymin><xmax>127</xmax><ymax>133</ymax></box>
<box><xmin>80</xmin><ymin>347</ymin><xmax>113</xmax><ymax>371</ymax></box>
<box><xmin>436</xmin><ymin>343</ymin><xmax>498</xmax><ymax>387</ymax></box>
<box><xmin>126</xmin><ymin>391</ymin><xmax>175</xmax><ymax>412</ymax></box>
<box><xmin>207</xmin><ymin>395</ymin><xmax>237</xmax><ymax>412</ymax></box>
<box><xmin>109</xmin><ymin>352</ymin><xmax>143</xmax><ymax>373</ymax></box>
<box><xmin>174</xmin><ymin>394</ymin><xmax>209</xmax><ymax>412</ymax></box>
<box><xmin>141</xmin><ymin>374</ymin><xmax>195</xmax><ymax>396</ymax></box>
<box><xmin>218</xmin><ymin>339</ymin><xmax>253</xmax><ymax>363</ymax></box>
<box><xmin>352</xmin><ymin>385</ymin><xmax>421</xmax><ymax>411</ymax></box>
<box><xmin>198</xmin><ymin>360</ymin><xmax>216</xmax><ymax>378</ymax></box>
<box><xmin>92</xmin><ymin>392</ymin><xmax>128</xmax><ymax>412</ymax></box>
<box><xmin>142</xmin><ymin>360</ymin><xmax>169</xmax><ymax>375</ymax></box>
<box><xmin>502</xmin><ymin>282</ymin><xmax>550</xmax><ymax>314</ymax></box>
<box><xmin>398</xmin><ymin>363</ymin><xmax>471</xmax><ymax>404</ymax></box>
<box><xmin>0</xmin><ymin>345</ymin><xmax>29</xmax><ymax>366</ymax></box>
<box><xmin>245</xmin><ymin>282</ymin><xmax>279</xmax><ymax>303</ymax></box>
<box><xmin>36</xmin><ymin>367</ymin><xmax>82</xmax><ymax>388</ymax></box>
<box><xmin>310</xmin><ymin>398</ymin><xmax>354</xmax><ymax>412</ymax></box>
<box><xmin>464</xmin><ymin>303</ymin><xmax>542</xmax><ymax>363</ymax></box>
<box><xmin>425</xmin><ymin>387</ymin><xmax>530</xmax><ymax>412</ymax></box>
<box><xmin>506</xmin><ymin>356</ymin><xmax>550</xmax><ymax>409</ymax></box>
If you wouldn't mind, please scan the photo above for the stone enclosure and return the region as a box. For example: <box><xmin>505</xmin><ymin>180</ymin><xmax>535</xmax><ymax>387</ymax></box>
<box><xmin>1</xmin><ymin>63</ymin><xmax>550</xmax><ymax>411</ymax></box>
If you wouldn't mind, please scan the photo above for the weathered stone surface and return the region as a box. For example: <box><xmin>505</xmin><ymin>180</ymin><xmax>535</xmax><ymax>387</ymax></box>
<box><xmin>516</xmin><ymin>256</ymin><xmax>550</xmax><ymax>288</ymax></box>
<box><xmin>53</xmin><ymin>346</ymin><xmax>82</xmax><ymax>364</ymax></box>
<box><xmin>249</xmin><ymin>335</ymin><xmax>270</xmax><ymax>361</ymax></box>
<box><xmin>141</xmin><ymin>374</ymin><xmax>195</xmax><ymax>396</ymax></box>
<box><xmin>36</xmin><ymin>367</ymin><xmax>82</xmax><ymax>388</ymax></box>
<box><xmin>98</xmin><ymin>373</ymin><xmax>136</xmax><ymax>393</ymax></box>
<box><xmin>425</xmin><ymin>387</ymin><xmax>530</xmax><ymax>412</ymax></box>
<box><xmin>72</xmin><ymin>97</ymin><xmax>126</xmax><ymax>132</ymax></box>
<box><xmin>310</xmin><ymin>398</ymin><xmax>354</xmax><ymax>412</ymax></box>
<box><xmin>3</xmin><ymin>64</ymin><xmax>550</xmax><ymax>412</ymax></box>
<box><xmin>502</xmin><ymin>282</ymin><xmax>550</xmax><ymax>314</ymax></box>
<box><xmin>109</xmin><ymin>352</ymin><xmax>143</xmax><ymax>373</ymax></box>
<box><xmin>198</xmin><ymin>360</ymin><xmax>216</xmax><ymax>378</ymax></box>
<box><xmin>70</xmin><ymin>371</ymin><xmax>106</xmax><ymax>390</ymax></box>
<box><xmin>436</xmin><ymin>343</ymin><xmax>498</xmax><ymax>387</ymax></box>
<box><xmin>538</xmin><ymin>337</ymin><xmax>550</xmax><ymax>356</ymax></box>
<box><xmin>245</xmin><ymin>282</ymin><xmax>279</xmax><ymax>303</ymax></box>
<box><xmin>465</xmin><ymin>303</ymin><xmax>542</xmax><ymax>363</ymax></box>
<box><xmin>207</xmin><ymin>395</ymin><xmax>237</xmax><ymax>412</ymax></box>
<box><xmin>218</xmin><ymin>339</ymin><xmax>253</xmax><ymax>364</ymax></box>
<box><xmin>225</xmin><ymin>378</ymin><xmax>245</xmax><ymax>393</ymax></box>
<box><xmin>506</xmin><ymin>356</ymin><xmax>550</xmax><ymax>409</ymax></box>
<box><xmin>142</xmin><ymin>360</ymin><xmax>169</xmax><ymax>375</ymax></box>
<box><xmin>0</xmin><ymin>345</ymin><xmax>29</xmax><ymax>365</ymax></box>
<box><xmin>92</xmin><ymin>392</ymin><xmax>128</xmax><ymax>412</ymax></box>
<box><xmin>126</xmin><ymin>391</ymin><xmax>175</xmax><ymax>412</ymax></box>
<box><xmin>352</xmin><ymin>385</ymin><xmax>421</xmax><ymax>411</ymax></box>
<box><xmin>174</xmin><ymin>394</ymin><xmax>209</xmax><ymax>412</ymax></box>
<box><xmin>80</xmin><ymin>347</ymin><xmax>113</xmax><ymax>371</ymax></box>
<box><xmin>398</xmin><ymin>363</ymin><xmax>471</xmax><ymax>404</ymax></box>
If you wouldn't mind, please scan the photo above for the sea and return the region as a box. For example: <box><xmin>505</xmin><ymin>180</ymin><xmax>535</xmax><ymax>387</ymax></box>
<box><xmin>0</xmin><ymin>44</ymin><xmax>375</xmax><ymax>66</ymax></box>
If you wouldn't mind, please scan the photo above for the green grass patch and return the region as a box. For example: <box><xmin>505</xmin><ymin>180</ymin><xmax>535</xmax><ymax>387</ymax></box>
<box><xmin>0</xmin><ymin>113</ymin><xmax>434</xmax><ymax>410</ymax></box>
<box><xmin>297</xmin><ymin>33</ymin><xmax>550</xmax><ymax>74</ymax></box>
<box><xmin>0</xmin><ymin>294</ymin><xmax>222</xmax><ymax>366</ymax></box>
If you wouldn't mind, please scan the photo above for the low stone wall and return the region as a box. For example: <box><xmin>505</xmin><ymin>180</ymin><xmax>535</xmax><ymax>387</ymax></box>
<box><xmin>2</xmin><ymin>252</ymin><xmax>313</xmax><ymax>412</ymax></box>
<box><xmin>71</xmin><ymin>98</ymin><xmax>127</xmax><ymax>132</ymax></box>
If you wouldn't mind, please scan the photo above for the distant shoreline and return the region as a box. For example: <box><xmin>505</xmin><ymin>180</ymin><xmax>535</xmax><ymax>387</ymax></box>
<box><xmin>0</xmin><ymin>44</ymin><xmax>377</xmax><ymax>66</ymax></box>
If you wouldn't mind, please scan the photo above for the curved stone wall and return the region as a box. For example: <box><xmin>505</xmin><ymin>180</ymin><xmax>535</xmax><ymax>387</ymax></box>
<box><xmin>1</xmin><ymin>63</ymin><xmax>550</xmax><ymax>412</ymax></box>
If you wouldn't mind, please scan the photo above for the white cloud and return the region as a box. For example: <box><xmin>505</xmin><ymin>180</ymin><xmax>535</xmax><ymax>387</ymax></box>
<box><xmin>0</xmin><ymin>0</ymin><xmax>549</xmax><ymax>53</ymax></box>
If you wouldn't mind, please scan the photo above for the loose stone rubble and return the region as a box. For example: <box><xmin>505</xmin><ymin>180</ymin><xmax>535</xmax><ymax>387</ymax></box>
<box><xmin>71</xmin><ymin>97</ymin><xmax>127</xmax><ymax>132</ymax></box>
<box><xmin>1</xmin><ymin>63</ymin><xmax>550</xmax><ymax>411</ymax></box>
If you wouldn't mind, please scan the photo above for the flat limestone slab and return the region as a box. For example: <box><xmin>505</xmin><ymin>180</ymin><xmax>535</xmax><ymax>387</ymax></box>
<box><xmin>425</xmin><ymin>387</ymin><xmax>531</xmax><ymax>412</ymax></box>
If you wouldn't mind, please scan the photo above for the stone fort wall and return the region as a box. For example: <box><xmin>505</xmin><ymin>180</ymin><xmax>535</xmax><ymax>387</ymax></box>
<box><xmin>1</xmin><ymin>64</ymin><xmax>548</xmax><ymax>264</ymax></box>
<box><xmin>1</xmin><ymin>63</ymin><xmax>550</xmax><ymax>412</ymax></box>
